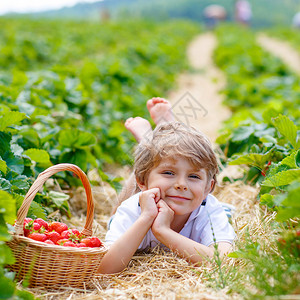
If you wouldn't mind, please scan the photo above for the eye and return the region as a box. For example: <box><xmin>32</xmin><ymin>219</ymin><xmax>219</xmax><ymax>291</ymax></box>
<box><xmin>189</xmin><ymin>174</ymin><xmax>201</xmax><ymax>179</ymax></box>
<box><xmin>162</xmin><ymin>171</ymin><xmax>174</xmax><ymax>175</ymax></box>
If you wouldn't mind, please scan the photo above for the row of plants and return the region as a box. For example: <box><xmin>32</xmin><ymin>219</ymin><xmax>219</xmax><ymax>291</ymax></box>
<box><xmin>213</xmin><ymin>24</ymin><xmax>299</xmax><ymax>298</ymax></box>
<box><xmin>265</xmin><ymin>26</ymin><xmax>300</xmax><ymax>53</ymax></box>
<box><xmin>0</xmin><ymin>18</ymin><xmax>200</xmax><ymax>298</ymax></box>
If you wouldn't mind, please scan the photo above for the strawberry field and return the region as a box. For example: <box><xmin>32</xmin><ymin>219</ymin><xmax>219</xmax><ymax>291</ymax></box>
<box><xmin>0</xmin><ymin>15</ymin><xmax>299</xmax><ymax>300</ymax></box>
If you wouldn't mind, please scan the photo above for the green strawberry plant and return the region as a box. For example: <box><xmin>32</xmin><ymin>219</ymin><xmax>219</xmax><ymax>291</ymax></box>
<box><xmin>214</xmin><ymin>24</ymin><xmax>300</xmax><ymax>298</ymax></box>
<box><xmin>0</xmin><ymin>190</ymin><xmax>35</xmax><ymax>299</ymax></box>
<box><xmin>0</xmin><ymin>17</ymin><xmax>200</xmax><ymax>296</ymax></box>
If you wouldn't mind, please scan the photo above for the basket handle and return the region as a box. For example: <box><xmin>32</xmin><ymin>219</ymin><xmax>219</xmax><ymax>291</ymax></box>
<box><xmin>14</xmin><ymin>163</ymin><xmax>94</xmax><ymax>237</ymax></box>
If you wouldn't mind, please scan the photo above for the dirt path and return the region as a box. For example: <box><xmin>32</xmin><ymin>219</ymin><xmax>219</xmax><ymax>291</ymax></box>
<box><xmin>257</xmin><ymin>33</ymin><xmax>300</xmax><ymax>75</ymax></box>
<box><xmin>168</xmin><ymin>32</ymin><xmax>231</xmax><ymax>143</ymax></box>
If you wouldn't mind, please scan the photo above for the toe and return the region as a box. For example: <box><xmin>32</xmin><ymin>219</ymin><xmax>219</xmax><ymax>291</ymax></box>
<box><xmin>125</xmin><ymin>117</ymin><xmax>133</xmax><ymax>126</ymax></box>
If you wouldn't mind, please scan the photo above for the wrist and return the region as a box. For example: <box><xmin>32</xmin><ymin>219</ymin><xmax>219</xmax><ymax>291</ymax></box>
<box><xmin>139</xmin><ymin>213</ymin><xmax>156</xmax><ymax>226</ymax></box>
<box><xmin>152</xmin><ymin>225</ymin><xmax>172</xmax><ymax>240</ymax></box>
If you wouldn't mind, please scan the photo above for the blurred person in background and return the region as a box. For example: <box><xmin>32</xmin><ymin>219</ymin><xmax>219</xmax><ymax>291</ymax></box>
<box><xmin>235</xmin><ymin>0</ymin><xmax>252</xmax><ymax>26</ymax></box>
<box><xmin>203</xmin><ymin>5</ymin><xmax>227</xmax><ymax>29</ymax></box>
<box><xmin>292</xmin><ymin>12</ymin><xmax>300</xmax><ymax>29</ymax></box>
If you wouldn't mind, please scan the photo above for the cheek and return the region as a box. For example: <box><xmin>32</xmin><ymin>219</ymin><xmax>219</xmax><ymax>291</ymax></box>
<box><xmin>191</xmin><ymin>182</ymin><xmax>208</xmax><ymax>196</ymax></box>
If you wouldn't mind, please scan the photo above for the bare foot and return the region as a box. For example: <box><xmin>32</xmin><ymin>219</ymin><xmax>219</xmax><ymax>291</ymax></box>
<box><xmin>125</xmin><ymin>117</ymin><xmax>152</xmax><ymax>142</ymax></box>
<box><xmin>147</xmin><ymin>97</ymin><xmax>175</xmax><ymax>125</ymax></box>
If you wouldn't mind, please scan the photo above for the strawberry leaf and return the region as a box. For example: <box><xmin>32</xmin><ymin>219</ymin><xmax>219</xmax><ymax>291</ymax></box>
<box><xmin>0</xmin><ymin>159</ymin><xmax>7</xmax><ymax>175</ymax></box>
<box><xmin>23</xmin><ymin>148</ymin><xmax>51</xmax><ymax>165</ymax></box>
<box><xmin>272</xmin><ymin>114</ymin><xmax>298</xmax><ymax>149</ymax></box>
<box><xmin>0</xmin><ymin>190</ymin><xmax>16</xmax><ymax>225</ymax></box>
<box><xmin>262</xmin><ymin>169</ymin><xmax>300</xmax><ymax>187</ymax></box>
<box><xmin>0</xmin><ymin>111</ymin><xmax>27</xmax><ymax>131</ymax></box>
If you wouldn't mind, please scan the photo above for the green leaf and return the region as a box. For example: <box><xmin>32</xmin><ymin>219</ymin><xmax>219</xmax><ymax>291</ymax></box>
<box><xmin>0</xmin><ymin>111</ymin><xmax>27</xmax><ymax>131</ymax></box>
<box><xmin>0</xmin><ymin>132</ymin><xmax>12</xmax><ymax>157</ymax></box>
<box><xmin>262</xmin><ymin>169</ymin><xmax>300</xmax><ymax>187</ymax></box>
<box><xmin>229</xmin><ymin>150</ymin><xmax>273</xmax><ymax>170</ymax></box>
<box><xmin>279</xmin><ymin>150</ymin><xmax>299</xmax><ymax>169</ymax></box>
<box><xmin>49</xmin><ymin>191</ymin><xmax>70</xmax><ymax>207</ymax></box>
<box><xmin>231</xmin><ymin>126</ymin><xmax>255</xmax><ymax>142</ymax></box>
<box><xmin>296</xmin><ymin>150</ymin><xmax>300</xmax><ymax>168</ymax></box>
<box><xmin>23</xmin><ymin>148</ymin><xmax>51</xmax><ymax>164</ymax></box>
<box><xmin>276</xmin><ymin>207</ymin><xmax>300</xmax><ymax>221</ymax></box>
<box><xmin>0</xmin><ymin>242</ymin><xmax>15</xmax><ymax>265</ymax></box>
<box><xmin>280</xmin><ymin>181</ymin><xmax>300</xmax><ymax>207</ymax></box>
<box><xmin>272</xmin><ymin>114</ymin><xmax>298</xmax><ymax>149</ymax></box>
<box><xmin>227</xmin><ymin>251</ymin><xmax>240</xmax><ymax>258</ymax></box>
<box><xmin>0</xmin><ymin>220</ymin><xmax>11</xmax><ymax>241</ymax></box>
<box><xmin>28</xmin><ymin>201</ymin><xmax>47</xmax><ymax>220</ymax></box>
<box><xmin>0</xmin><ymin>159</ymin><xmax>7</xmax><ymax>175</ymax></box>
<box><xmin>0</xmin><ymin>178</ymin><xmax>11</xmax><ymax>191</ymax></box>
<box><xmin>16</xmin><ymin>289</ymin><xmax>36</xmax><ymax>300</ymax></box>
<box><xmin>260</xmin><ymin>194</ymin><xmax>274</xmax><ymax>208</ymax></box>
<box><xmin>259</xmin><ymin>135</ymin><xmax>277</xmax><ymax>145</ymax></box>
<box><xmin>0</xmin><ymin>273</ymin><xmax>15</xmax><ymax>298</ymax></box>
<box><xmin>60</xmin><ymin>149</ymin><xmax>87</xmax><ymax>171</ymax></box>
<box><xmin>0</xmin><ymin>191</ymin><xmax>16</xmax><ymax>224</ymax></box>
<box><xmin>10</xmin><ymin>179</ymin><xmax>30</xmax><ymax>190</ymax></box>
<box><xmin>19</xmin><ymin>128</ymin><xmax>40</xmax><ymax>149</ymax></box>
<box><xmin>59</xmin><ymin>129</ymin><xmax>96</xmax><ymax>149</ymax></box>
<box><xmin>5</xmin><ymin>155</ymin><xmax>24</xmax><ymax>175</ymax></box>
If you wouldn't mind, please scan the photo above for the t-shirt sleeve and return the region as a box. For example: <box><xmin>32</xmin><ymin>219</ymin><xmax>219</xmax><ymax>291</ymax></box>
<box><xmin>105</xmin><ymin>194</ymin><xmax>140</xmax><ymax>247</ymax></box>
<box><xmin>196</xmin><ymin>196</ymin><xmax>236</xmax><ymax>247</ymax></box>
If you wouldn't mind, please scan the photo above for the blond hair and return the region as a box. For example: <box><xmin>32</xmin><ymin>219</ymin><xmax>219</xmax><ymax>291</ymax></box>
<box><xmin>134</xmin><ymin>122</ymin><xmax>218</xmax><ymax>191</ymax></box>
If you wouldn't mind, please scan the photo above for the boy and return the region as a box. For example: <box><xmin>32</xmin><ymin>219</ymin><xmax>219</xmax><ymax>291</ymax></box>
<box><xmin>98</xmin><ymin>98</ymin><xmax>235</xmax><ymax>274</ymax></box>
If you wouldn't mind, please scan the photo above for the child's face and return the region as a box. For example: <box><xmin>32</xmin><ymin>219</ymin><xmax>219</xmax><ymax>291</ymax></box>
<box><xmin>138</xmin><ymin>156</ymin><xmax>214</xmax><ymax>218</ymax></box>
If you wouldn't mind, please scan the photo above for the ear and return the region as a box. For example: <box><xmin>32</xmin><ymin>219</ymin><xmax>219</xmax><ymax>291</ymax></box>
<box><xmin>136</xmin><ymin>176</ymin><xmax>147</xmax><ymax>192</ymax></box>
<box><xmin>206</xmin><ymin>178</ymin><xmax>215</xmax><ymax>194</ymax></box>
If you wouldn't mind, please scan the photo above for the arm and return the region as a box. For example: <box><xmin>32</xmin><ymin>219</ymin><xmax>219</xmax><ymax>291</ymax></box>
<box><xmin>151</xmin><ymin>200</ymin><xmax>232</xmax><ymax>265</ymax></box>
<box><xmin>98</xmin><ymin>188</ymin><xmax>160</xmax><ymax>274</ymax></box>
<box><xmin>155</xmin><ymin>230</ymin><xmax>232</xmax><ymax>264</ymax></box>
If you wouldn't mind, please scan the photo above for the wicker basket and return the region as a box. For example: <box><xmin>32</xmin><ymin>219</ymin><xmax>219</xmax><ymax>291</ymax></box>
<box><xmin>6</xmin><ymin>163</ymin><xmax>108</xmax><ymax>289</ymax></box>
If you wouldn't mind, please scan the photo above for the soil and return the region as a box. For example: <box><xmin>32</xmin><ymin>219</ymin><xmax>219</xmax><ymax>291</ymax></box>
<box><xmin>257</xmin><ymin>33</ymin><xmax>300</xmax><ymax>75</ymax></box>
<box><xmin>168</xmin><ymin>32</ymin><xmax>231</xmax><ymax>143</ymax></box>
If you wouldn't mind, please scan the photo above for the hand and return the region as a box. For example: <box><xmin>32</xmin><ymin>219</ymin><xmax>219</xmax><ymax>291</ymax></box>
<box><xmin>139</xmin><ymin>188</ymin><xmax>160</xmax><ymax>221</ymax></box>
<box><xmin>151</xmin><ymin>200</ymin><xmax>174</xmax><ymax>237</ymax></box>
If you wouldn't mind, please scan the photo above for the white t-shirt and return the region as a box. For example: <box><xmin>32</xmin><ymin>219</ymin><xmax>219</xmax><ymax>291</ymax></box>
<box><xmin>105</xmin><ymin>193</ymin><xmax>236</xmax><ymax>250</ymax></box>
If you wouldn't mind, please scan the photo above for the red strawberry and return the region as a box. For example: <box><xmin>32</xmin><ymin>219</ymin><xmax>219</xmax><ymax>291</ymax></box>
<box><xmin>28</xmin><ymin>233</ymin><xmax>47</xmax><ymax>242</ymax></box>
<box><xmin>76</xmin><ymin>243</ymin><xmax>87</xmax><ymax>248</ymax></box>
<box><xmin>46</xmin><ymin>231</ymin><xmax>61</xmax><ymax>244</ymax></box>
<box><xmin>57</xmin><ymin>238</ymin><xmax>69</xmax><ymax>246</ymax></box>
<box><xmin>45</xmin><ymin>240</ymin><xmax>55</xmax><ymax>245</ymax></box>
<box><xmin>24</xmin><ymin>217</ymin><xmax>33</xmax><ymax>225</ymax></box>
<box><xmin>23</xmin><ymin>218</ymin><xmax>33</xmax><ymax>237</ymax></box>
<box><xmin>60</xmin><ymin>229</ymin><xmax>72</xmax><ymax>240</ymax></box>
<box><xmin>81</xmin><ymin>237</ymin><xmax>102</xmax><ymax>248</ymax></box>
<box><xmin>71</xmin><ymin>229</ymin><xmax>80</xmax><ymax>236</ymax></box>
<box><xmin>34</xmin><ymin>218</ymin><xmax>49</xmax><ymax>230</ymax></box>
<box><xmin>61</xmin><ymin>229</ymin><xmax>80</xmax><ymax>242</ymax></box>
<box><xmin>89</xmin><ymin>237</ymin><xmax>102</xmax><ymax>247</ymax></box>
<box><xmin>33</xmin><ymin>222</ymin><xmax>42</xmax><ymax>231</ymax></box>
<box><xmin>63</xmin><ymin>241</ymin><xmax>76</xmax><ymax>247</ymax></box>
<box><xmin>80</xmin><ymin>238</ymin><xmax>92</xmax><ymax>247</ymax></box>
<box><xmin>49</xmin><ymin>222</ymin><xmax>68</xmax><ymax>234</ymax></box>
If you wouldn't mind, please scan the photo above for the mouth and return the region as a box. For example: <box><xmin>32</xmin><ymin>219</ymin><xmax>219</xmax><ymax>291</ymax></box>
<box><xmin>166</xmin><ymin>195</ymin><xmax>191</xmax><ymax>201</ymax></box>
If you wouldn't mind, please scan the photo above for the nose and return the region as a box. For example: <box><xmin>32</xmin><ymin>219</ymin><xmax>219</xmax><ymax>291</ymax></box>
<box><xmin>174</xmin><ymin>182</ymin><xmax>187</xmax><ymax>191</ymax></box>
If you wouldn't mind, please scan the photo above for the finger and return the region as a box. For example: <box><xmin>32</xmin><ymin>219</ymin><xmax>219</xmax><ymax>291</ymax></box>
<box><xmin>152</xmin><ymin>188</ymin><xmax>161</xmax><ymax>203</ymax></box>
<box><xmin>157</xmin><ymin>199</ymin><xmax>168</xmax><ymax>210</ymax></box>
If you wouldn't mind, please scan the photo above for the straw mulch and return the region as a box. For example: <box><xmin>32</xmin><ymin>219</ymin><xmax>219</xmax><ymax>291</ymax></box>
<box><xmin>24</xmin><ymin>169</ymin><xmax>274</xmax><ymax>299</ymax></box>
